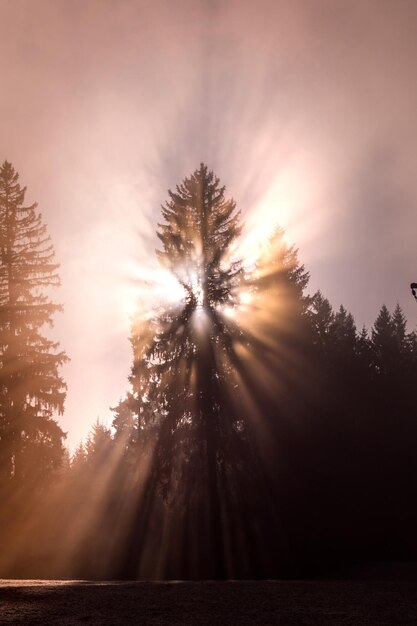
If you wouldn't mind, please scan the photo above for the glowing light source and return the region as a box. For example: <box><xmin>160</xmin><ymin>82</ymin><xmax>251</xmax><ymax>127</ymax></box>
<box><xmin>239</xmin><ymin>291</ymin><xmax>253</xmax><ymax>305</ymax></box>
<box><xmin>190</xmin><ymin>275</ymin><xmax>204</xmax><ymax>308</ymax></box>
<box><xmin>126</xmin><ymin>263</ymin><xmax>186</xmax><ymax>316</ymax></box>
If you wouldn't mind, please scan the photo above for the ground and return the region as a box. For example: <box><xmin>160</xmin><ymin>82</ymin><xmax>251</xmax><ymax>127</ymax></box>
<box><xmin>1</xmin><ymin>577</ymin><xmax>417</xmax><ymax>625</ymax></box>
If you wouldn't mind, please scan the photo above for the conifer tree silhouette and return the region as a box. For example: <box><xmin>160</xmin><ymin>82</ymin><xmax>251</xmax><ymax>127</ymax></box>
<box><xmin>0</xmin><ymin>161</ymin><xmax>67</xmax><ymax>482</ymax></box>
<box><xmin>114</xmin><ymin>165</ymin><xmax>313</xmax><ymax>578</ymax></box>
<box><xmin>116</xmin><ymin>164</ymin><xmax>249</xmax><ymax>577</ymax></box>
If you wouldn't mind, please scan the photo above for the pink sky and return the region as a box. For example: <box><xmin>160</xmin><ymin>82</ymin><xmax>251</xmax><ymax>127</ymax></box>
<box><xmin>1</xmin><ymin>0</ymin><xmax>417</xmax><ymax>449</ymax></box>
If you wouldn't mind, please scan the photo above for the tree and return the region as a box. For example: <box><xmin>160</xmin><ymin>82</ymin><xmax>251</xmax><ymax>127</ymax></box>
<box><xmin>309</xmin><ymin>291</ymin><xmax>335</xmax><ymax>349</ymax></box>
<box><xmin>0</xmin><ymin>161</ymin><xmax>67</xmax><ymax>482</ymax></box>
<box><xmin>85</xmin><ymin>419</ymin><xmax>112</xmax><ymax>461</ymax></box>
<box><xmin>331</xmin><ymin>306</ymin><xmax>356</xmax><ymax>354</ymax></box>
<box><xmin>370</xmin><ymin>303</ymin><xmax>416</xmax><ymax>427</ymax></box>
<box><xmin>371</xmin><ymin>304</ymin><xmax>395</xmax><ymax>374</ymax></box>
<box><xmin>113</xmin><ymin>164</ymin><xmax>317</xmax><ymax>579</ymax></box>
<box><xmin>246</xmin><ymin>226</ymin><xmax>310</xmax><ymax>376</ymax></box>
<box><xmin>156</xmin><ymin>163</ymin><xmax>242</xmax><ymax>309</ymax></box>
<box><xmin>114</xmin><ymin>165</ymin><xmax>247</xmax><ymax>576</ymax></box>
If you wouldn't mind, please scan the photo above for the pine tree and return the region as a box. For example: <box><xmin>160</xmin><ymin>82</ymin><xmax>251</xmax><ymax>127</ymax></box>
<box><xmin>392</xmin><ymin>303</ymin><xmax>407</xmax><ymax>349</ymax></box>
<box><xmin>156</xmin><ymin>163</ymin><xmax>242</xmax><ymax>310</ymax></box>
<box><xmin>249</xmin><ymin>227</ymin><xmax>310</xmax><ymax>350</ymax></box>
<box><xmin>309</xmin><ymin>291</ymin><xmax>335</xmax><ymax>347</ymax></box>
<box><xmin>70</xmin><ymin>442</ymin><xmax>87</xmax><ymax>471</ymax></box>
<box><xmin>114</xmin><ymin>165</ymin><xmax>245</xmax><ymax>575</ymax></box>
<box><xmin>114</xmin><ymin>164</ymin><xmax>317</xmax><ymax>578</ymax></box>
<box><xmin>0</xmin><ymin>161</ymin><xmax>67</xmax><ymax>482</ymax></box>
<box><xmin>371</xmin><ymin>305</ymin><xmax>395</xmax><ymax>376</ymax></box>
<box><xmin>85</xmin><ymin>419</ymin><xmax>112</xmax><ymax>462</ymax></box>
<box><xmin>332</xmin><ymin>306</ymin><xmax>356</xmax><ymax>351</ymax></box>
<box><xmin>239</xmin><ymin>227</ymin><xmax>311</xmax><ymax>438</ymax></box>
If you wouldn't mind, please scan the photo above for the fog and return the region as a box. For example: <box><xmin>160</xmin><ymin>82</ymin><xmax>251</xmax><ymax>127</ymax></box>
<box><xmin>1</xmin><ymin>0</ymin><xmax>416</xmax><ymax>448</ymax></box>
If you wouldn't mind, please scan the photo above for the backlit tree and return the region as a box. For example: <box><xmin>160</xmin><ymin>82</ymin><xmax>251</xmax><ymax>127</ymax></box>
<box><xmin>116</xmin><ymin>164</ymin><xmax>249</xmax><ymax>577</ymax></box>
<box><xmin>0</xmin><ymin>161</ymin><xmax>67</xmax><ymax>482</ymax></box>
<box><xmin>115</xmin><ymin>165</ymin><xmax>311</xmax><ymax>578</ymax></box>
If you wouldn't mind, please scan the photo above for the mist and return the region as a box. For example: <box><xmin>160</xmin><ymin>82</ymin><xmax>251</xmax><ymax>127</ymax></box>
<box><xmin>1</xmin><ymin>0</ymin><xmax>416</xmax><ymax>448</ymax></box>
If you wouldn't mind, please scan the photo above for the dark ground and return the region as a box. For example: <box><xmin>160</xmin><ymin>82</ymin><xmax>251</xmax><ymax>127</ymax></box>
<box><xmin>1</xmin><ymin>570</ymin><xmax>417</xmax><ymax>625</ymax></box>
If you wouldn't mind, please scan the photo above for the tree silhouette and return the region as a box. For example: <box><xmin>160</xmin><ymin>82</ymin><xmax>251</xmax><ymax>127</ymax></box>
<box><xmin>156</xmin><ymin>163</ymin><xmax>242</xmax><ymax>309</ymax></box>
<box><xmin>114</xmin><ymin>165</ymin><xmax>248</xmax><ymax>577</ymax></box>
<box><xmin>2</xmin><ymin>162</ymin><xmax>417</xmax><ymax>580</ymax></box>
<box><xmin>0</xmin><ymin>162</ymin><xmax>67</xmax><ymax>483</ymax></box>
<box><xmin>111</xmin><ymin>164</ymin><xmax>318</xmax><ymax>579</ymax></box>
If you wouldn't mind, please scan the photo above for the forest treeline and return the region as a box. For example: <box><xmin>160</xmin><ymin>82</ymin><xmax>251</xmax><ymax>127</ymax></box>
<box><xmin>0</xmin><ymin>162</ymin><xmax>417</xmax><ymax>579</ymax></box>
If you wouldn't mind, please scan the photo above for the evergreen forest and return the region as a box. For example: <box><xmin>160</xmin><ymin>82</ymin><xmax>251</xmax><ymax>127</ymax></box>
<box><xmin>1</xmin><ymin>162</ymin><xmax>417</xmax><ymax>580</ymax></box>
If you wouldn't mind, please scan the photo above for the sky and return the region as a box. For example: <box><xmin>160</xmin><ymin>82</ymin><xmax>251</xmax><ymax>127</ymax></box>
<box><xmin>1</xmin><ymin>0</ymin><xmax>417</xmax><ymax>450</ymax></box>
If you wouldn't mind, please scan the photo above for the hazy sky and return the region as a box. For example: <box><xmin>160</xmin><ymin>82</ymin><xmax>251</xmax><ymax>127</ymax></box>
<box><xmin>1</xmin><ymin>0</ymin><xmax>417</xmax><ymax>449</ymax></box>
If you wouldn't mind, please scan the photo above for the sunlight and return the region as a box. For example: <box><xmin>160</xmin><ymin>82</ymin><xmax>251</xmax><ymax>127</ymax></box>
<box><xmin>126</xmin><ymin>261</ymin><xmax>186</xmax><ymax>316</ymax></box>
<box><xmin>221</xmin><ymin>304</ymin><xmax>235</xmax><ymax>317</ymax></box>
<box><xmin>233</xmin><ymin>159</ymin><xmax>318</xmax><ymax>272</ymax></box>
<box><xmin>239</xmin><ymin>291</ymin><xmax>253</xmax><ymax>306</ymax></box>
<box><xmin>151</xmin><ymin>268</ymin><xmax>187</xmax><ymax>304</ymax></box>
<box><xmin>190</xmin><ymin>274</ymin><xmax>205</xmax><ymax>308</ymax></box>
<box><xmin>26</xmin><ymin>164</ymin><xmax>313</xmax><ymax>581</ymax></box>
<box><xmin>192</xmin><ymin>306</ymin><xmax>209</xmax><ymax>332</ymax></box>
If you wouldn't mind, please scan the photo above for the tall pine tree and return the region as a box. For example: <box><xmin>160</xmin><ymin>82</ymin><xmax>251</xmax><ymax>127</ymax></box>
<box><xmin>0</xmin><ymin>161</ymin><xmax>67</xmax><ymax>482</ymax></box>
<box><xmin>113</xmin><ymin>164</ymin><xmax>316</xmax><ymax>579</ymax></box>
<box><xmin>115</xmin><ymin>165</ymin><xmax>247</xmax><ymax>577</ymax></box>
